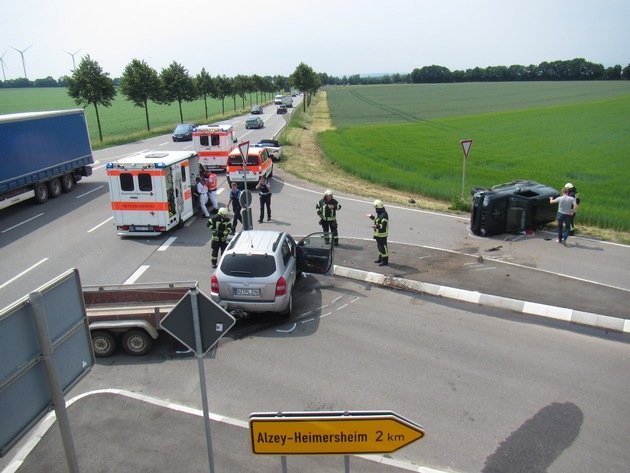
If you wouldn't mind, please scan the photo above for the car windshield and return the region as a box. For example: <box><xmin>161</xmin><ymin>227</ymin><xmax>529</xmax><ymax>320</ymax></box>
<box><xmin>220</xmin><ymin>253</ymin><xmax>276</xmax><ymax>277</ymax></box>
<box><xmin>175</xmin><ymin>125</ymin><xmax>190</xmax><ymax>132</ymax></box>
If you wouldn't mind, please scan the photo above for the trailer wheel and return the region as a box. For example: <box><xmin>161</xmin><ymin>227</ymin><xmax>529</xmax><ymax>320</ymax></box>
<box><xmin>121</xmin><ymin>329</ymin><xmax>153</xmax><ymax>356</ymax></box>
<box><xmin>91</xmin><ymin>330</ymin><xmax>117</xmax><ymax>358</ymax></box>
<box><xmin>61</xmin><ymin>174</ymin><xmax>76</xmax><ymax>192</ymax></box>
<box><xmin>34</xmin><ymin>183</ymin><xmax>49</xmax><ymax>204</ymax></box>
<box><xmin>49</xmin><ymin>178</ymin><xmax>62</xmax><ymax>198</ymax></box>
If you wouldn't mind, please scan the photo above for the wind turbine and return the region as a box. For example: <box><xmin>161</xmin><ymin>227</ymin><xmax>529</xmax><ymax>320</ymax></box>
<box><xmin>65</xmin><ymin>49</ymin><xmax>80</xmax><ymax>70</ymax></box>
<box><xmin>0</xmin><ymin>51</ymin><xmax>7</xmax><ymax>82</ymax></box>
<box><xmin>10</xmin><ymin>45</ymin><xmax>32</xmax><ymax>79</ymax></box>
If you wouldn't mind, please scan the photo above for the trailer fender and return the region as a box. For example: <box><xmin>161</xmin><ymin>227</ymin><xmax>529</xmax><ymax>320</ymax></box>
<box><xmin>89</xmin><ymin>320</ymin><xmax>159</xmax><ymax>339</ymax></box>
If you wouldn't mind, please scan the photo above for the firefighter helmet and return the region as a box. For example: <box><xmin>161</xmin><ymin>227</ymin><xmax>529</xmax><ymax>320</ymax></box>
<box><xmin>373</xmin><ymin>199</ymin><xmax>384</xmax><ymax>209</ymax></box>
<box><xmin>218</xmin><ymin>207</ymin><xmax>228</xmax><ymax>216</ymax></box>
<box><xmin>324</xmin><ymin>189</ymin><xmax>333</xmax><ymax>196</ymax></box>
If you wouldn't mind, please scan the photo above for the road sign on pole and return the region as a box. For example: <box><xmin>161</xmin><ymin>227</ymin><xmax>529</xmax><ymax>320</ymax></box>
<box><xmin>249</xmin><ymin>411</ymin><xmax>424</xmax><ymax>455</ymax></box>
<box><xmin>238</xmin><ymin>141</ymin><xmax>249</xmax><ymax>166</ymax></box>
<box><xmin>459</xmin><ymin>139</ymin><xmax>473</xmax><ymax>199</ymax></box>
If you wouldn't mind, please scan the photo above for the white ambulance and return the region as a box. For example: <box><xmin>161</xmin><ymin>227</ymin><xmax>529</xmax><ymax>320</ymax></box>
<box><xmin>106</xmin><ymin>150</ymin><xmax>201</xmax><ymax>237</ymax></box>
<box><xmin>192</xmin><ymin>124</ymin><xmax>237</xmax><ymax>172</ymax></box>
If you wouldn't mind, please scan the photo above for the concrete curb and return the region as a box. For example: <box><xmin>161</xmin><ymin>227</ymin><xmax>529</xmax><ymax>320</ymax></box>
<box><xmin>333</xmin><ymin>265</ymin><xmax>630</xmax><ymax>334</ymax></box>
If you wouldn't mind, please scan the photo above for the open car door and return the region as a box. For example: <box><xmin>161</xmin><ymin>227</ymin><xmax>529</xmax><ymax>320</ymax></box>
<box><xmin>296</xmin><ymin>232</ymin><xmax>334</xmax><ymax>274</ymax></box>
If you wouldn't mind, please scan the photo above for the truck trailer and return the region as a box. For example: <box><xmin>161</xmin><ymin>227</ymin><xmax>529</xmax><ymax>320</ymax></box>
<box><xmin>0</xmin><ymin>109</ymin><xmax>94</xmax><ymax>210</ymax></box>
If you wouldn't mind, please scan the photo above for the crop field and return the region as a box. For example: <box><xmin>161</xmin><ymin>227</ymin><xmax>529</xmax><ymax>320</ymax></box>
<box><xmin>322</xmin><ymin>82</ymin><xmax>630</xmax><ymax>231</ymax></box>
<box><xmin>0</xmin><ymin>87</ymin><xmax>260</xmax><ymax>147</ymax></box>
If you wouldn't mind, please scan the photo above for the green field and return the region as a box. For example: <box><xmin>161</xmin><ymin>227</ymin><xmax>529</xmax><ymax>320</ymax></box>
<box><xmin>322</xmin><ymin>82</ymin><xmax>630</xmax><ymax>231</ymax></box>
<box><xmin>0</xmin><ymin>87</ymin><xmax>263</xmax><ymax>147</ymax></box>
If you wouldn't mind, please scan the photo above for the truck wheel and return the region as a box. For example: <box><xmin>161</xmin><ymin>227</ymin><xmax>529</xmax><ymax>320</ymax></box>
<box><xmin>121</xmin><ymin>329</ymin><xmax>153</xmax><ymax>356</ymax></box>
<box><xmin>92</xmin><ymin>330</ymin><xmax>116</xmax><ymax>357</ymax></box>
<box><xmin>49</xmin><ymin>178</ymin><xmax>62</xmax><ymax>198</ymax></box>
<box><xmin>34</xmin><ymin>183</ymin><xmax>49</xmax><ymax>204</ymax></box>
<box><xmin>61</xmin><ymin>174</ymin><xmax>75</xmax><ymax>192</ymax></box>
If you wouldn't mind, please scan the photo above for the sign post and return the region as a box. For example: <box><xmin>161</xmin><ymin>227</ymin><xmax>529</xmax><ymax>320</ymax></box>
<box><xmin>238</xmin><ymin>141</ymin><xmax>253</xmax><ymax>229</ymax></box>
<box><xmin>460</xmin><ymin>139</ymin><xmax>473</xmax><ymax>199</ymax></box>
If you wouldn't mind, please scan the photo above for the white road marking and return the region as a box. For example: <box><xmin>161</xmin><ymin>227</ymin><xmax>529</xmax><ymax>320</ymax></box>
<box><xmin>337</xmin><ymin>304</ymin><xmax>348</xmax><ymax>310</ymax></box>
<box><xmin>350</xmin><ymin>297</ymin><xmax>359</xmax><ymax>303</ymax></box>
<box><xmin>158</xmin><ymin>237</ymin><xmax>177</xmax><ymax>251</ymax></box>
<box><xmin>320</xmin><ymin>312</ymin><xmax>332</xmax><ymax>318</ymax></box>
<box><xmin>301</xmin><ymin>317</ymin><xmax>316</xmax><ymax>323</ymax></box>
<box><xmin>0</xmin><ymin>258</ymin><xmax>48</xmax><ymax>289</ymax></box>
<box><xmin>474</xmin><ymin>267</ymin><xmax>496</xmax><ymax>271</ymax></box>
<box><xmin>87</xmin><ymin>217</ymin><xmax>113</xmax><ymax>233</ymax></box>
<box><xmin>158</xmin><ymin>141</ymin><xmax>169</xmax><ymax>147</ymax></box>
<box><xmin>276</xmin><ymin>323</ymin><xmax>297</xmax><ymax>333</ymax></box>
<box><xmin>76</xmin><ymin>185</ymin><xmax>104</xmax><ymax>198</ymax></box>
<box><xmin>1</xmin><ymin>213</ymin><xmax>43</xmax><ymax>233</ymax></box>
<box><xmin>331</xmin><ymin>296</ymin><xmax>342</xmax><ymax>304</ymax></box>
<box><xmin>124</xmin><ymin>265</ymin><xmax>149</xmax><ymax>285</ymax></box>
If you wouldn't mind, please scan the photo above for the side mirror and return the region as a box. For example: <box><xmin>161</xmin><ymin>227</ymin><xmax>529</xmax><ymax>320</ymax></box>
<box><xmin>233</xmin><ymin>138</ymin><xmax>238</xmax><ymax>143</ymax></box>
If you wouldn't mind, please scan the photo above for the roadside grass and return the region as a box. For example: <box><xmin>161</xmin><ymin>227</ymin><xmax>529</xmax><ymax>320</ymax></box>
<box><xmin>0</xmin><ymin>87</ymin><xmax>267</xmax><ymax>148</ymax></box>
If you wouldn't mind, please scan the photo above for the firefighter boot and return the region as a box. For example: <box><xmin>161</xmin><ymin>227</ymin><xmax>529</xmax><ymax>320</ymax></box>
<box><xmin>379</xmin><ymin>257</ymin><xmax>389</xmax><ymax>266</ymax></box>
<box><xmin>374</xmin><ymin>256</ymin><xmax>382</xmax><ymax>263</ymax></box>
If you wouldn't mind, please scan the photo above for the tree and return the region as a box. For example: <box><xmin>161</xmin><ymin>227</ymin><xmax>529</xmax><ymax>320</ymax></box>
<box><xmin>120</xmin><ymin>59</ymin><xmax>161</xmax><ymax>131</ymax></box>
<box><xmin>233</xmin><ymin>74</ymin><xmax>249</xmax><ymax>109</ymax></box>
<box><xmin>622</xmin><ymin>64</ymin><xmax>630</xmax><ymax>80</ymax></box>
<box><xmin>196</xmin><ymin>68</ymin><xmax>216</xmax><ymax>119</ymax></box>
<box><xmin>604</xmin><ymin>65</ymin><xmax>622</xmax><ymax>80</ymax></box>
<box><xmin>214</xmin><ymin>75</ymin><xmax>232</xmax><ymax>114</ymax></box>
<box><xmin>159</xmin><ymin>61</ymin><xmax>197</xmax><ymax>123</ymax></box>
<box><xmin>67</xmin><ymin>55</ymin><xmax>116</xmax><ymax>142</ymax></box>
<box><xmin>290</xmin><ymin>63</ymin><xmax>320</xmax><ymax>111</ymax></box>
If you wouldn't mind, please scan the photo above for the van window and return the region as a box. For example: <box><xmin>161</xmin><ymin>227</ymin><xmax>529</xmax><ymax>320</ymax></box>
<box><xmin>138</xmin><ymin>173</ymin><xmax>153</xmax><ymax>192</ymax></box>
<box><xmin>120</xmin><ymin>173</ymin><xmax>134</xmax><ymax>191</ymax></box>
<box><xmin>200</xmin><ymin>135</ymin><xmax>209</xmax><ymax>146</ymax></box>
<box><xmin>211</xmin><ymin>134</ymin><xmax>220</xmax><ymax>146</ymax></box>
<box><xmin>228</xmin><ymin>155</ymin><xmax>245</xmax><ymax>166</ymax></box>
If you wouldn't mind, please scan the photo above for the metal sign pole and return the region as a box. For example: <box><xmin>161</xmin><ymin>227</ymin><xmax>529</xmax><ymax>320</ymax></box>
<box><xmin>29</xmin><ymin>291</ymin><xmax>80</xmax><ymax>473</ymax></box>
<box><xmin>344</xmin><ymin>455</ymin><xmax>350</xmax><ymax>473</ymax></box>
<box><xmin>281</xmin><ymin>455</ymin><xmax>288</xmax><ymax>473</ymax></box>
<box><xmin>461</xmin><ymin>155</ymin><xmax>467</xmax><ymax>200</ymax></box>
<box><xmin>191</xmin><ymin>289</ymin><xmax>216</xmax><ymax>473</ymax></box>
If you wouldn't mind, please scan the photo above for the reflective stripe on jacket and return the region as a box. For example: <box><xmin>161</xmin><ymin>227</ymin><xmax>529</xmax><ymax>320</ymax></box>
<box><xmin>373</xmin><ymin>210</ymin><xmax>389</xmax><ymax>238</ymax></box>
<box><xmin>207</xmin><ymin>216</ymin><xmax>232</xmax><ymax>241</ymax></box>
<box><xmin>316</xmin><ymin>198</ymin><xmax>341</xmax><ymax>221</ymax></box>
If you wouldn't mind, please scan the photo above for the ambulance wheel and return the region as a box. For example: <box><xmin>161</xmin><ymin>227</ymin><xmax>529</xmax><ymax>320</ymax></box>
<box><xmin>61</xmin><ymin>173</ymin><xmax>75</xmax><ymax>192</ymax></box>
<box><xmin>34</xmin><ymin>183</ymin><xmax>49</xmax><ymax>204</ymax></box>
<box><xmin>48</xmin><ymin>178</ymin><xmax>62</xmax><ymax>198</ymax></box>
<box><xmin>122</xmin><ymin>329</ymin><xmax>153</xmax><ymax>356</ymax></box>
<box><xmin>92</xmin><ymin>330</ymin><xmax>116</xmax><ymax>358</ymax></box>
<box><xmin>177</xmin><ymin>218</ymin><xmax>184</xmax><ymax>229</ymax></box>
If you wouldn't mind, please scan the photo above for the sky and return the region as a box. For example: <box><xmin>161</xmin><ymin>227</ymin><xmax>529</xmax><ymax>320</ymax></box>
<box><xmin>1</xmin><ymin>0</ymin><xmax>629</xmax><ymax>81</ymax></box>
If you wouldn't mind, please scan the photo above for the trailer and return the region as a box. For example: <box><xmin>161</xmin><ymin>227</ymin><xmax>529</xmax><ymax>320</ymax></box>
<box><xmin>83</xmin><ymin>281</ymin><xmax>196</xmax><ymax>357</ymax></box>
<box><xmin>0</xmin><ymin>109</ymin><xmax>93</xmax><ymax>210</ymax></box>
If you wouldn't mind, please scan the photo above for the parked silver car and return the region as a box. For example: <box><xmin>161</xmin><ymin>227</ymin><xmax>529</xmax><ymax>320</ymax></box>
<box><xmin>211</xmin><ymin>231</ymin><xmax>334</xmax><ymax>317</ymax></box>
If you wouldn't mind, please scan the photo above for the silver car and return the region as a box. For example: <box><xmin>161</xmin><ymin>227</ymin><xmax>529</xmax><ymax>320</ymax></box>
<box><xmin>210</xmin><ymin>231</ymin><xmax>334</xmax><ymax>317</ymax></box>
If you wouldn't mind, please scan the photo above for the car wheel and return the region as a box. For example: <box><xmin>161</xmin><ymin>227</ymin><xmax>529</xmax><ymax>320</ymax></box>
<box><xmin>121</xmin><ymin>329</ymin><xmax>153</xmax><ymax>356</ymax></box>
<box><xmin>92</xmin><ymin>330</ymin><xmax>116</xmax><ymax>358</ymax></box>
<box><xmin>48</xmin><ymin>178</ymin><xmax>62</xmax><ymax>198</ymax></box>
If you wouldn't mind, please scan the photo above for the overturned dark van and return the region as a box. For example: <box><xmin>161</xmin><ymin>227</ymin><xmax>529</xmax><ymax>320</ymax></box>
<box><xmin>470</xmin><ymin>180</ymin><xmax>560</xmax><ymax>237</ymax></box>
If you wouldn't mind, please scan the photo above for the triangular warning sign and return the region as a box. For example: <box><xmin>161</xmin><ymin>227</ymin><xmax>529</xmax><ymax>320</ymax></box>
<box><xmin>238</xmin><ymin>141</ymin><xmax>250</xmax><ymax>165</ymax></box>
<box><xmin>460</xmin><ymin>139</ymin><xmax>473</xmax><ymax>159</ymax></box>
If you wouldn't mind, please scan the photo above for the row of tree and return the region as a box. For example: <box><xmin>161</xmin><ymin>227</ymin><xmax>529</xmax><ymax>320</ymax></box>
<box><xmin>62</xmin><ymin>56</ymin><xmax>320</xmax><ymax>141</ymax></box>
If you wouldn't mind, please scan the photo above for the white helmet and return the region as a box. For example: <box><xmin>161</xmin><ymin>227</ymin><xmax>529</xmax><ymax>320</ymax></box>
<box><xmin>373</xmin><ymin>199</ymin><xmax>384</xmax><ymax>209</ymax></box>
<box><xmin>218</xmin><ymin>207</ymin><xmax>228</xmax><ymax>216</ymax></box>
<box><xmin>564</xmin><ymin>183</ymin><xmax>574</xmax><ymax>189</ymax></box>
<box><xmin>324</xmin><ymin>189</ymin><xmax>333</xmax><ymax>196</ymax></box>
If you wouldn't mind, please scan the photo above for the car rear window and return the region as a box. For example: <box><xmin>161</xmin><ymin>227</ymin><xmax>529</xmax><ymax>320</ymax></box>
<box><xmin>228</xmin><ymin>155</ymin><xmax>261</xmax><ymax>166</ymax></box>
<box><xmin>220</xmin><ymin>254</ymin><xmax>276</xmax><ymax>277</ymax></box>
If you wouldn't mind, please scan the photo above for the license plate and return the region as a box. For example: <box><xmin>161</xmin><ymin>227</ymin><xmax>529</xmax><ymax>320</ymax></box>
<box><xmin>132</xmin><ymin>225</ymin><xmax>149</xmax><ymax>231</ymax></box>
<box><xmin>234</xmin><ymin>288</ymin><xmax>260</xmax><ymax>296</ymax></box>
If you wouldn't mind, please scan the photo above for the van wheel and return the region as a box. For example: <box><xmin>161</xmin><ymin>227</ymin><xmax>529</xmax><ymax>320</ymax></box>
<box><xmin>122</xmin><ymin>329</ymin><xmax>153</xmax><ymax>356</ymax></box>
<box><xmin>92</xmin><ymin>330</ymin><xmax>116</xmax><ymax>357</ymax></box>
<box><xmin>48</xmin><ymin>178</ymin><xmax>62</xmax><ymax>198</ymax></box>
<box><xmin>61</xmin><ymin>173</ymin><xmax>75</xmax><ymax>192</ymax></box>
<box><xmin>34</xmin><ymin>183</ymin><xmax>49</xmax><ymax>204</ymax></box>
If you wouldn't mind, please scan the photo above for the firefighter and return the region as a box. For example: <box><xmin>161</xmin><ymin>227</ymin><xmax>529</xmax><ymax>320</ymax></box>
<box><xmin>564</xmin><ymin>183</ymin><xmax>581</xmax><ymax>235</ymax></box>
<box><xmin>316</xmin><ymin>189</ymin><xmax>342</xmax><ymax>246</ymax></box>
<box><xmin>368</xmin><ymin>199</ymin><xmax>389</xmax><ymax>266</ymax></box>
<box><xmin>207</xmin><ymin>207</ymin><xmax>232</xmax><ymax>268</ymax></box>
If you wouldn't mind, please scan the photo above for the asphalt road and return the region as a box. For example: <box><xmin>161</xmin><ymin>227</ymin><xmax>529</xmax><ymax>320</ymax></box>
<box><xmin>1</xmin><ymin>97</ymin><xmax>629</xmax><ymax>472</ymax></box>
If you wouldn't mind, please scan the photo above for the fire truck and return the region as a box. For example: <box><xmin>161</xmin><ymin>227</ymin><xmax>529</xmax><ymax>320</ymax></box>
<box><xmin>192</xmin><ymin>124</ymin><xmax>237</xmax><ymax>172</ymax></box>
<box><xmin>106</xmin><ymin>150</ymin><xmax>202</xmax><ymax>236</ymax></box>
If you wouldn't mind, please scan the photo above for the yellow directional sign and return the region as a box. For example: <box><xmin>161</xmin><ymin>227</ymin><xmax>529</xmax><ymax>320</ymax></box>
<box><xmin>249</xmin><ymin>411</ymin><xmax>424</xmax><ymax>455</ymax></box>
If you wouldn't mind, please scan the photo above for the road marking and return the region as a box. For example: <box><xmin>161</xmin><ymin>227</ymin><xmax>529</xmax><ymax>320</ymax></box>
<box><xmin>158</xmin><ymin>237</ymin><xmax>177</xmax><ymax>251</ymax></box>
<box><xmin>301</xmin><ymin>317</ymin><xmax>316</xmax><ymax>323</ymax></box>
<box><xmin>158</xmin><ymin>141</ymin><xmax>169</xmax><ymax>147</ymax></box>
<box><xmin>76</xmin><ymin>185</ymin><xmax>105</xmax><ymax>198</ymax></box>
<box><xmin>1</xmin><ymin>213</ymin><xmax>44</xmax><ymax>233</ymax></box>
<box><xmin>337</xmin><ymin>304</ymin><xmax>348</xmax><ymax>310</ymax></box>
<box><xmin>350</xmin><ymin>297</ymin><xmax>360</xmax><ymax>303</ymax></box>
<box><xmin>473</xmin><ymin>267</ymin><xmax>496</xmax><ymax>271</ymax></box>
<box><xmin>320</xmin><ymin>312</ymin><xmax>332</xmax><ymax>318</ymax></box>
<box><xmin>124</xmin><ymin>265</ymin><xmax>149</xmax><ymax>285</ymax></box>
<box><xmin>87</xmin><ymin>217</ymin><xmax>113</xmax><ymax>233</ymax></box>
<box><xmin>0</xmin><ymin>258</ymin><xmax>48</xmax><ymax>289</ymax></box>
<box><xmin>276</xmin><ymin>323</ymin><xmax>296</xmax><ymax>333</ymax></box>
<box><xmin>331</xmin><ymin>296</ymin><xmax>342</xmax><ymax>304</ymax></box>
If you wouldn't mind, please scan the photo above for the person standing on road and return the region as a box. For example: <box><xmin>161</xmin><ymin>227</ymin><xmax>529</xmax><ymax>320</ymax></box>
<box><xmin>195</xmin><ymin>177</ymin><xmax>210</xmax><ymax>218</ymax></box>
<box><xmin>316</xmin><ymin>189</ymin><xmax>342</xmax><ymax>246</ymax></box>
<box><xmin>204</xmin><ymin>171</ymin><xmax>219</xmax><ymax>213</ymax></box>
<box><xmin>368</xmin><ymin>199</ymin><xmax>389</xmax><ymax>266</ymax></box>
<box><xmin>564</xmin><ymin>182</ymin><xmax>581</xmax><ymax>235</ymax></box>
<box><xmin>226</xmin><ymin>182</ymin><xmax>242</xmax><ymax>234</ymax></box>
<box><xmin>256</xmin><ymin>175</ymin><xmax>271</xmax><ymax>223</ymax></box>
<box><xmin>207</xmin><ymin>207</ymin><xmax>232</xmax><ymax>268</ymax></box>
<box><xmin>550</xmin><ymin>187</ymin><xmax>577</xmax><ymax>246</ymax></box>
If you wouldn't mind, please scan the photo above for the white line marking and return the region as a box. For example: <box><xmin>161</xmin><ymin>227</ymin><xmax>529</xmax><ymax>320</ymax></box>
<box><xmin>87</xmin><ymin>217</ymin><xmax>113</xmax><ymax>233</ymax></box>
<box><xmin>0</xmin><ymin>258</ymin><xmax>48</xmax><ymax>289</ymax></box>
<box><xmin>331</xmin><ymin>296</ymin><xmax>342</xmax><ymax>304</ymax></box>
<box><xmin>295</xmin><ymin>311</ymin><xmax>312</xmax><ymax>319</ymax></box>
<box><xmin>276</xmin><ymin>323</ymin><xmax>297</xmax><ymax>333</ymax></box>
<box><xmin>337</xmin><ymin>304</ymin><xmax>348</xmax><ymax>310</ymax></box>
<box><xmin>350</xmin><ymin>297</ymin><xmax>359</xmax><ymax>303</ymax></box>
<box><xmin>158</xmin><ymin>141</ymin><xmax>169</xmax><ymax>146</ymax></box>
<box><xmin>418</xmin><ymin>255</ymin><xmax>431</xmax><ymax>259</ymax></box>
<box><xmin>315</xmin><ymin>304</ymin><xmax>328</xmax><ymax>310</ymax></box>
<box><xmin>158</xmin><ymin>237</ymin><xmax>177</xmax><ymax>251</ymax></box>
<box><xmin>1</xmin><ymin>213</ymin><xmax>44</xmax><ymax>233</ymax></box>
<box><xmin>320</xmin><ymin>312</ymin><xmax>332</xmax><ymax>318</ymax></box>
<box><xmin>76</xmin><ymin>185</ymin><xmax>104</xmax><ymax>198</ymax></box>
<box><xmin>92</xmin><ymin>163</ymin><xmax>107</xmax><ymax>171</ymax></box>
<box><xmin>474</xmin><ymin>267</ymin><xmax>496</xmax><ymax>271</ymax></box>
<box><xmin>124</xmin><ymin>265</ymin><xmax>149</xmax><ymax>285</ymax></box>
<box><xmin>301</xmin><ymin>317</ymin><xmax>315</xmax><ymax>323</ymax></box>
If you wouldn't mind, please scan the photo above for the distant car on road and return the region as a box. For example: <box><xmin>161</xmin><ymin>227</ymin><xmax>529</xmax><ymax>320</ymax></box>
<box><xmin>254</xmin><ymin>139</ymin><xmax>282</xmax><ymax>162</ymax></box>
<box><xmin>276</xmin><ymin>105</ymin><xmax>287</xmax><ymax>115</ymax></box>
<box><xmin>251</xmin><ymin>105</ymin><xmax>263</xmax><ymax>115</ymax></box>
<box><xmin>172</xmin><ymin>123</ymin><xmax>195</xmax><ymax>141</ymax></box>
<box><xmin>245</xmin><ymin>116</ymin><xmax>264</xmax><ymax>129</ymax></box>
